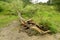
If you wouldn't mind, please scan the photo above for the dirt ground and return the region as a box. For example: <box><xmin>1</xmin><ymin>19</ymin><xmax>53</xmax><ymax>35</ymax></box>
<box><xmin>0</xmin><ymin>21</ymin><xmax>60</xmax><ymax>40</ymax></box>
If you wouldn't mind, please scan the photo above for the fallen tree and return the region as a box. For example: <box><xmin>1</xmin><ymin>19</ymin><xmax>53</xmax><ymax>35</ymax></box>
<box><xmin>16</xmin><ymin>10</ymin><xmax>51</xmax><ymax>35</ymax></box>
<box><xmin>13</xmin><ymin>3</ymin><xmax>51</xmax><ymax>35</ymax></box>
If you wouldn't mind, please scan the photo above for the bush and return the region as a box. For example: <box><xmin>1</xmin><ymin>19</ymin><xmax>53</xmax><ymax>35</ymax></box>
<box><xmin>39</xmin><ymin>20</ymin><xmax>57</xmax><ymax>34</ymax></box>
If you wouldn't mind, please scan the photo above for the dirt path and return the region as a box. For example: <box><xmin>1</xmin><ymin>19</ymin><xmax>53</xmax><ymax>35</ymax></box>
<box><xmin>0</xmin><ymin>21</ymin><xmax>60</xmax><ymax>40</ymax></box>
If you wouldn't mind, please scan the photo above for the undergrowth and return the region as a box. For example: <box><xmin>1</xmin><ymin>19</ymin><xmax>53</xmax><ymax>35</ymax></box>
<box><xmin>22</xmin><ymin>5</ymin><xmax>60</xmax><ymax>33</ymax></box>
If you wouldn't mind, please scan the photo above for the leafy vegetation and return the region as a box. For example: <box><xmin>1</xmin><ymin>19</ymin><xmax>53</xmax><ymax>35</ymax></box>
<box><xmin>0</xmin><ymin>0</ymin><xmax>60</xmax><ymax>33</ymax></box>
<box><xmin>0</xmin><ymin>15</ymin><xmax>17</xmax><ymax>28</ymax></box>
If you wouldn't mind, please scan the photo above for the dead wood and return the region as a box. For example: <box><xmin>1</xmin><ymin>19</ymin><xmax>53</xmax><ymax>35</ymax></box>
<box><xmin>19</xmin><ymin>18</ymin><xmax>51</xmax><ymax>34</ymax></box>
<box><xmin>15</xmin><ymin>7</ymin><xmax>51</xmax><ymax>34</ymax></box>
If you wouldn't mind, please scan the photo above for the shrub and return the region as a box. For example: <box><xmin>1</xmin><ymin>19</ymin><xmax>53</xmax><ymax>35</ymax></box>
<box><xmin>39</xmin><ymin>20</ymin><xmax>57</xmax><ymax>34</ymax></box>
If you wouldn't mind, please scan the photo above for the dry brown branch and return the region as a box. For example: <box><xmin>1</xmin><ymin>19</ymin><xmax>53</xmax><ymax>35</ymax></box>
<box><xmin>13</xmin><ymin>4</ymin><xmax>51</xmax><ymax>34</ymax></box>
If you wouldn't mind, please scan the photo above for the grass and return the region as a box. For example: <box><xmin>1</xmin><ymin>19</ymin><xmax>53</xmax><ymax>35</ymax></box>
<box><xmin>22</xmin><ymin>4</ymin><xmax>60</xmax><ymax>33</ymax></box>
<box><xmin>34</xmin><ymin>5</ymin><xmax>60</xmax><ymax>33</ymax></box>
<box><xmin>0</xmin><ymin>15</ymin><xmax>17</xmax><ymax>28</ymax></box>
<box><xmin>0</xmin><ymin>4</ymin><xmax>60</xmax><ymax>33</ymax></box>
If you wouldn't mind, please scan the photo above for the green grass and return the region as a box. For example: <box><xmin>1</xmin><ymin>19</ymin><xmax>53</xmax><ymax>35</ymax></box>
<box><xmin>33</xmin><ymin>5</ymin><xmax>60</xmax><ymax>33</ymax></box>
<box><xmin>0</xmin><ymin>4</ymin><xmax>60</xmax><ymax>33</ymax></box>
<box><xmin>0</xmin><ymin>15</ymin><xmax>17</xmax><ymax>28</ymax></box>
<box><xmin>22</xmin><ymin>4</ymin><xmax>60</xmax><ymax>33</ymax></box>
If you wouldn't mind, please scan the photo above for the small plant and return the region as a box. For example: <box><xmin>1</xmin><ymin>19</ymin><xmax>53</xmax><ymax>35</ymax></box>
<box><xmin>39</xmin><ymin>20</ymin><xmax>57</xmax><ymax>34</ymax></box>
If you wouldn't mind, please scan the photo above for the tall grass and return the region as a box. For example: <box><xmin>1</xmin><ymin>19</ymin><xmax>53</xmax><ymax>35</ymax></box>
<box><xmin>22</xmin><ymin>4</ymin><xmax>60</xmax><ymax>33</ymax></box>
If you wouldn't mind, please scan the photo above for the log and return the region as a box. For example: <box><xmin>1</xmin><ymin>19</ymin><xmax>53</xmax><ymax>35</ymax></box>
<box><xmin>30</xmin><ymin>25</ymin><xmax>51</xmax><ymax>34</ymax></box>
<box><xmin>14</xmin><ymin>6</ymin><xmax>51</xmax><ymax>34</ymax></box>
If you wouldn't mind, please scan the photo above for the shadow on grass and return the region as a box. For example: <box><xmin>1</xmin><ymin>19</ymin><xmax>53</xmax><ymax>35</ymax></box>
<box><xmin>54</xmin><ymin>3</ymin><xmax>60</xmax><ymax>12</ymax></box>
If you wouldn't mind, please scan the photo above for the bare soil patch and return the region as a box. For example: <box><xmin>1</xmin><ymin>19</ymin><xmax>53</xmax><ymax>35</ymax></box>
<box><xmin>0</xmin><ymin>20</ymin><xmax>60</xmax><ymax>40</ymax></box>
